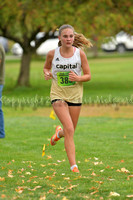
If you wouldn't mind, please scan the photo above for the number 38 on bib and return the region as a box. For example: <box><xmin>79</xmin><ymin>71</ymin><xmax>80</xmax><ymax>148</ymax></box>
<box><xmin>57</xmin><ymin>71</ymin><xmax>76</xmax><ymax>86</ymax></box>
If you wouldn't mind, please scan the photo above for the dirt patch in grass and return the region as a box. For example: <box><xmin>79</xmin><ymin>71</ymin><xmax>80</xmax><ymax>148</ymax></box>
<box><xmin>5</xmin><ymin>105</ymin><xmax>133</xmax><ymax>118</ymax></box>
<box><xmin>41</xmin><ymin>105</ymin><xmax>133</xmax><ymax>118</ymax></box>
<box><xmin>80</xmin><ymin>104</ymin><xmax>133</xmax><ymax>118</ymax></box>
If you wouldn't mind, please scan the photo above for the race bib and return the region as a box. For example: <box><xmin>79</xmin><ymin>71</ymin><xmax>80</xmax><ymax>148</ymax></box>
<box><xmin>57</xmin><ymin>71</ymin><xmax>75</xmax><ymax>86</ymax></box>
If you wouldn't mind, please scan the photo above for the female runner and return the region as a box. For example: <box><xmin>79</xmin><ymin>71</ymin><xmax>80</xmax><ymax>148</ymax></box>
<box><xmin>43</xmin><ymin>24</ymin><xmax>92</xmax><ymax>173</ymax></box>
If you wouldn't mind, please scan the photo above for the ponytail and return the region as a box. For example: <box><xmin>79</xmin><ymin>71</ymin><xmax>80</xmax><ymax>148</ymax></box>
<box><xmin>73</xmin><ymin>32</ymin><xmax>92</xmax><ymax>49</ymax></box>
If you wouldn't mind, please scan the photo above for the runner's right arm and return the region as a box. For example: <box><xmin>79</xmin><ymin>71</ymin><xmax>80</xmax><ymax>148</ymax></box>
<box><xmin>43</xmin><ymin>50</ymin><xmax>55</xmax><ymax>80</ymax></box>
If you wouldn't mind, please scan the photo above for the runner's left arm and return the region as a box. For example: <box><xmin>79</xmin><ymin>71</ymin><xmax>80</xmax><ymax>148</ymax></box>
<box><xmin>69</xmin><ymin>50</ymin><xmax>91</xmax><ymax>82</ymax></box>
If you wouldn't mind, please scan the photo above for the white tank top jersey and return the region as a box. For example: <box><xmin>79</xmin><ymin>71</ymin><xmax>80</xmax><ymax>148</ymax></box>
<box><xmin>52</xmin><ymin>47</ymin><xmax>81</xmax><ymax>79</ymax></box>
<box><xmin>50</xmin><ymin>47</ymin><xmax>83</xmax><ymax>103</ymax></box>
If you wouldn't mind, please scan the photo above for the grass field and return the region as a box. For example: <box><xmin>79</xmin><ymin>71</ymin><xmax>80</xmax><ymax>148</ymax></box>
<box><xmin>1</xmin><ymin>54</ymin><xmax>133</xmax><ymax>199</ymax></box>
<box><xmin>3</xmin><ymin>54</ymin><xmax>133</xmax><ymax>106</ymax></box>
<box><xmin>0</xmin><ymin>107</ymin><xmax>133</xmax><ymax>200</ymax></box>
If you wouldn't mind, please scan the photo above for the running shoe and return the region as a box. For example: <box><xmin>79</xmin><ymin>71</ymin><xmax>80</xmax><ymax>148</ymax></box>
<box><xmin>72</xmin><ymin>167</ymin><xmax>79</xmax><ymax>173</ymax></box>
<box><xmin>50</xmin><ymin>125</ymin><xmax>62</xmax><ymax>146</ymax></box>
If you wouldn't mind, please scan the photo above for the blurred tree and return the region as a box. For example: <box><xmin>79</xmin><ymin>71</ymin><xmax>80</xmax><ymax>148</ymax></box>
<box><xmin>75</xmin><ymin>0</ymin><xmax>133</xmax><ymax>57</ymax></box>
<box><xmin>0</xmin><ymin>0</ymin><xmax>133</xmax><ymax>85</ymax></box>
<box><xmin>0</xmin><ymin>0</ymin><xmax>77</xmax><ymax>86</ymax></box>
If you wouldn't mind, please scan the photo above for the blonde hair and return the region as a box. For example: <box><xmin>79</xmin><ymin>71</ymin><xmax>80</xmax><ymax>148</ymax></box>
<box><xmin>58</xmin><ymin>24</ymin><xmax>92</xmax><ymax>49</ymax></box>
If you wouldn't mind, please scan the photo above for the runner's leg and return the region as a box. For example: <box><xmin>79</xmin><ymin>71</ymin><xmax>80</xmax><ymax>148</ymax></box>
<box><xmin>56</xmin><ymin>105</ymin><xmax>81</xmax><ymax>136</ymax></box>
<box><xmin>68</xmin><ymin>106</ymin><xmax>81</xmax><ymax>130</ymax></box>
<box><xmin>52</xmin><ymin>100</ymin><xmax>76</xmax><ymax>166</ymax></box>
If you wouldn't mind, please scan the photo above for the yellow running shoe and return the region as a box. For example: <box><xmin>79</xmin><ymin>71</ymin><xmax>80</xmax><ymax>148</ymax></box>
<box><xmin>72</xmin><ymin>167</ymin><xmax>79</xmax><ymax>173</ymax></box>
<box><xmin>50</xmin><ymin>125</ymin><xmax>62</xmax><ymax>146</ymax></box>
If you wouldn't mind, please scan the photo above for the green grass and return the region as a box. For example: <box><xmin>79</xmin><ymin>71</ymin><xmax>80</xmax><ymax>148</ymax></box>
<box><xmin>84</xmin><ymin>57</ymin><xmax>133</xmax><ymax>100</ymax></box>
<box><xmin>1</xmin><ymin>54</ymin><xmax>133</xmax><ymax>199</ymax></box>
<box><xmin>0</xmin><ymin>109</ymin><xmax>133</xmax><ymax>200</ymax></box>
<box><xmin>3</xmin><ymin>54</ymin><xmax>133</xmax><ymax>106</ymax></box>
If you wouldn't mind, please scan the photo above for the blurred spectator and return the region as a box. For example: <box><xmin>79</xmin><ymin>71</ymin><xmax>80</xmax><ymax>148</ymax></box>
<box><xmin>0</xmin><ymin>44</ymin><xmax>5</xmax><ymax>139</ymax></box>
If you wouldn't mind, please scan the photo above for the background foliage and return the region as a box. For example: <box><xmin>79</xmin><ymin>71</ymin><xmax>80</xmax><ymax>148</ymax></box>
<box><xmin>0</xmin><ymin>0</ymin><xmax>133</xmax><ymax>86</ymax></box>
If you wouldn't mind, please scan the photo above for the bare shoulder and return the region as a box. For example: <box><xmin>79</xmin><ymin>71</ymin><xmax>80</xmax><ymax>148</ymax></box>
<box><xmin>44</xmin><ymin>49</ymin><xmax>55</xmax><ymax>68</ymax></box>
<box><xmin>79</xmin><ymin>49</ymin><xmax>87</xmax><ymax>60</ymax></box>
<box><xmin>46</xmin><ymin>49</ymin><xmax>55</xmax><ymax>60</ymax></box>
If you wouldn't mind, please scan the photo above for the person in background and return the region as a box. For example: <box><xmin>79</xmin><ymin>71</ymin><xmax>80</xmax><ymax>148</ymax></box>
<box><xmin>43</xmin><ymin>24</ymin><xmax>92</xmax><ymax>173</ymax></box>
<box><xmin>0</xmin><ymin>44</ymin><xmax>5</xmax><ymax>139</ymax></box>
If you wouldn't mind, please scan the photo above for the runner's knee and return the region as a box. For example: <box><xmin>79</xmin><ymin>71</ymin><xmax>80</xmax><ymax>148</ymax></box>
<box><xmin>64</xmin><ymin>125</ymin><xmax>74</xmax><ymax>137</ymax></box>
